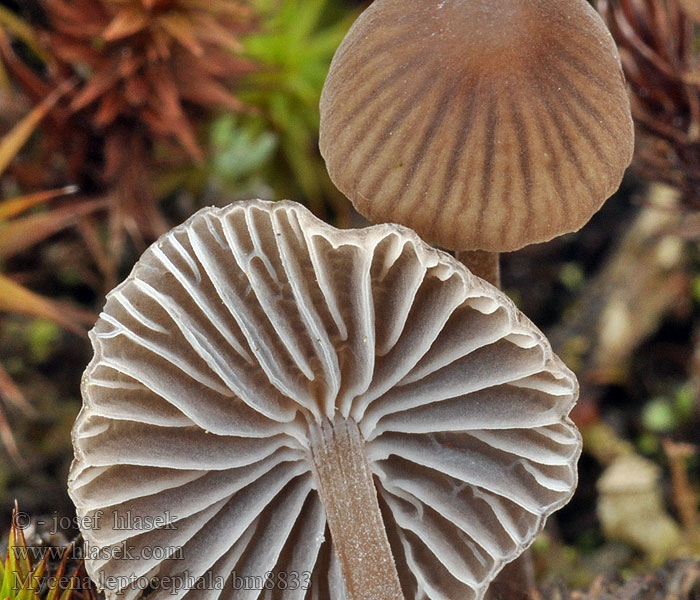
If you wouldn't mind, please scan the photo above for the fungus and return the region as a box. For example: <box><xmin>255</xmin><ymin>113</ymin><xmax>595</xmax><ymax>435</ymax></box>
<box><xmin>69</xmin><ymin>200</ymin><xmax>580</xmax><ymax>600</ymax></box>
<box><xmin>319</xmin><ymin>0</ymin><xmax>634</xmax><ymax>283</ymax></box>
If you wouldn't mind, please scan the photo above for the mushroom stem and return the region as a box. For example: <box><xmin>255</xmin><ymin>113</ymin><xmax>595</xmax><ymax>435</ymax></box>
<box><xmin>308</xmin><ymin>416</ymin><xmax>404</xmax><ymax>600</ymax></box>
<box><xmin>455</xmin><ymin>250</ymin><xmax>501</xmax><ymax>287</ymax></box>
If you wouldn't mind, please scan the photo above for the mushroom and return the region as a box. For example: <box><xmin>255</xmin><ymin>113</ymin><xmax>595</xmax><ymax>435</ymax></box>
<box><xmin>69</xmin><ymin>199</ymin><xmax>580</xmax><ymax>600</ymax></box>
<box><xmin>319</xmin><ymin>0</ymin><xmax>634</xmax><ymax>284</ymax></box>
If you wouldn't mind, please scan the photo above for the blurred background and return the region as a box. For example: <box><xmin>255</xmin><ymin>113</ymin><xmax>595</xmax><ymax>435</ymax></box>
<box><xmin>0</xmin><ymin>0</ymin><xmax>698</xmax><ymax>595</ymax></box>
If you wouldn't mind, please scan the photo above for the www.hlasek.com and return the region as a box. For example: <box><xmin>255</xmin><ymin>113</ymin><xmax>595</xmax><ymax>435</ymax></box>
<box><xmin>10</xmin><ymin>543</ymin><xmax>186</xmax><ymax>562</ymax></box>
<box><xmin>99</xmin><ymin>571</ymin><xmax>312</xmax><ymax>593</ymax></box>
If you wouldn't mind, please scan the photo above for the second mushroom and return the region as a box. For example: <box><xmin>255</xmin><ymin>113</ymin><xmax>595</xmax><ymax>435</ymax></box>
<box><xmin>319</xmin><ymin>0</ymin><xmax>634</xmax><ymax>285</ymax></box>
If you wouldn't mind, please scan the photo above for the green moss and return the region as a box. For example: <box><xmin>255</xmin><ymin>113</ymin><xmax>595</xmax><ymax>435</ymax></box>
<box><xmin>25</xmin><ymin>320</ymin><xmax>60</xmax><ymax>365</ymax></box>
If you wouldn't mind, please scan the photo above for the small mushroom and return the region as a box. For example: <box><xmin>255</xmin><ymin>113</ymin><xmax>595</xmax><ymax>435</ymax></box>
<box><xmin>319</xmin><ymin>0</ymin><xmax>634</xmax><ymax>279</ymax></box>
<box><xmin>69</xmin><ymin>200</ymin><xmax>580</xmax><ymax>600</ymax></box>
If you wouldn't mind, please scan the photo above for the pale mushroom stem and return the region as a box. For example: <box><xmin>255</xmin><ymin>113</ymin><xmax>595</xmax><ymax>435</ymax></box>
<box><xmin>308</xmin><ymin>416</ymin><xmax>404</xmax><ymax>600</ymax></box>
<box><xmin>455</xmin><ymin>250</ymin><xmax>501</xmax><ymax>288</ymax></box>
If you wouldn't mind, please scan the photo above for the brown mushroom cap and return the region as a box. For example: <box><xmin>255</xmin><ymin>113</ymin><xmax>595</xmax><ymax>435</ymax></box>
<box><xmin>69</xmin><ymin>200</ymin><xmax>580</xmax><ymax>600</ymax></box>
<box><xmin>320</xmin><ymin>0</ymin><xmax>634</xmax><ymax>252</ymax></box>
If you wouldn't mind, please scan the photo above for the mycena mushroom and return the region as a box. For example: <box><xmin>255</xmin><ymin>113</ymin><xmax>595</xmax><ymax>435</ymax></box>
<box><xmin>69</xmin><ymin>200</ymin><xmax>580</xmax><ymax>600</ymax></box>
<box><xmin>319</xmin><ymin>0</ymin><xmax>634</xmax><ymax>285</ymax></box>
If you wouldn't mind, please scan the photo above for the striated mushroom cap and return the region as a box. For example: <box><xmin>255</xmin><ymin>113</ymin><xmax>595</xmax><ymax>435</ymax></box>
<box><xmin>69</xmin><ymin>199</ymin><xmax>581</xmax><ymax>600</ymax></box>
<box><xmin>319</xmin><ymin>0</ymin><xmax>634</xmax><ymax>252</ymax></box>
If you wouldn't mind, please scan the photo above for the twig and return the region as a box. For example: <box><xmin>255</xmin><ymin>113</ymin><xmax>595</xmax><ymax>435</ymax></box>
<box><xmin>663</xmin><ymin>439</ymin><xmax>700</xmax><ymax>543</ymax></box>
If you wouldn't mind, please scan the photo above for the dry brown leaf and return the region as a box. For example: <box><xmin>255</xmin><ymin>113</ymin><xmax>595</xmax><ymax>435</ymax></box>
<box><xmin>0</xmin><ymin>186</ymin><xmax>78</xmax><ymax>221</ymax></box>
<box><xmin>0</xmin><ymin>198</ymin><xmax>107</xmax><ymax>259</ymax></box>
<box><xmin>0</xmin><ymin>273</ymin><xmax>94</xmax><ymax>335</ymax></box>
<box><xmin>102</xmin><ymin>6</ymin><xmax>148</xmax><ymax>40</ymax></box>
<box><xmin>0</xmin><ymin>80</ymin><xmax>72</xmax><ymax>175</ymax></box>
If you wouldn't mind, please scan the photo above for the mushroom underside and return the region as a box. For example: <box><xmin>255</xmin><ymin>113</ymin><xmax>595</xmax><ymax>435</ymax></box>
<box><xmin>70</xmin><ymin>200</ymin><xmax>581</xmax><ymax>600</ymax></box>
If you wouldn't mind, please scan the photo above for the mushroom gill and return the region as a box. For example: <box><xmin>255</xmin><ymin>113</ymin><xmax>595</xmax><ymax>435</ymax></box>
<box><xmin>319</xmin><ymin>0</ymin><xmax>634</xmax><ymax>253</ymax></box>
<box><xmin>69</xmin><ymin>200</ymin><xmax>580</xmax><ymax>600</ymax></box>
